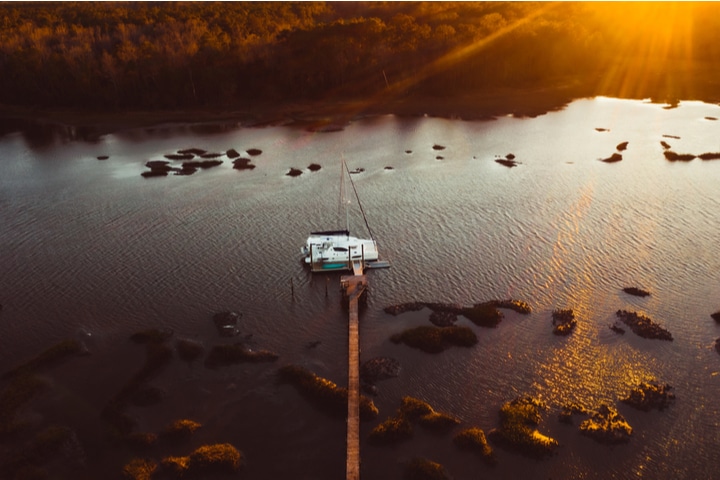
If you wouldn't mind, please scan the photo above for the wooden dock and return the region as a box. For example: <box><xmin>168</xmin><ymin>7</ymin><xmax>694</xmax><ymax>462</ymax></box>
<box><xmin>341</xmin><ymin>266</ymin><xmax>367</xmax><ymax>480</ymax></box>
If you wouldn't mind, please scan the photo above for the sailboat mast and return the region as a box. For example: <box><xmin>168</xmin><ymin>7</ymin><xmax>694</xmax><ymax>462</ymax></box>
<box><xmin>343</xmin><ymin>158</ymin><xmax>375</xmax><ymax>242</ymax></box>
<box><xmin>340</xmin><ymin>157</ymin><xmax>349</xmax><ymax>232</ymax></box>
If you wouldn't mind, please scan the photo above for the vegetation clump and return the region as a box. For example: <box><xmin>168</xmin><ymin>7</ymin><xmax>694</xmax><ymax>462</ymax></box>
<box><xmin>286</xmin><ymin>168</ymin><xmax>303</xmax><ymax>177</ymax></box>
<box><xmin>1</xmin><ymin>340</ymin><xmax>81</xmax><ymax>437</ymax></box>
<box><xmin>490</xmin><ymin>299</ymin><xmax>532</xmax><ymax>314</ymax></box>
<box><xmin>2</xmin><ymin>425</ymin><xmax>83</xmax><ymax>477</ymax></box>
<box><xmin>552</xmin><ymin>308</ymin><xmax>577</xmax><ymax>336</ymax></box>
<box><xmin>390</xmin><ymin>325</ymin><xmax>478</xmax><ymax>353</ymax></box>
<box><xmin>488</xmin><ymin>396</ymin><xmax>558</xmax><ymax>458</ymax></box>
<box><xmin>369</xmin><ymin>396</ymin><xmax>460</xmax><ymax>444</ymax></box>
<box><xmin>699</xmin><ymin>152</ymin><xmax>720</xmax><ymax>160</ymax></box>
<box><xmin>558</xmin><ymin>402</ymin><xmax>591</xmax><ymax>424</ymax></box>
<box><xmin>418</xmin><ymin>411</ymin><xmax>461</xmax><ymax>432</ymax></box>
<box><xmin>621</xmin><ymin>381</ymin><xmax>675</xmax><ymax>411</ymax></box>
<box><xmin>369</xmin><ymin>396</ymin><xmax>459</xmax><ymax>445</ymax></box>
<box><xmin>163</xmin><ymin>419</ymin><xmax>202</xmax><ymax>438</ymax></box>
<box><xmin>368</xmin><ymin>416</ymin><xmax>413</xmax><ymax>445</ymax></box>
<box><xmin>663</xmin><ymin>151</ymin><xmax>696</xmax><ymax>161</ymax></box>
<box><xmin>711</xmin><ymin>311</ymin><xmax>720</xmax><ymax>322</ymax></box>
<box><xmin>616</xmin><ymin>310</ymin><xmax>673</xmax><ymax>341</ymax></box>
<box><xmin>189</xmin><ymin>443</ymin><xmax>243</xmax><ymax>472</ymax></box>
<box><xmin>102</xmin><ymin>342</ymin><xmax>174</xmax><ymax>436</ymax></box>
<box><xmin>579</xmin><ymin>404</ymin><xmax>632</xmax><ymax>444</ymax></box>
<box><xmin>453</xmin><ymin>427</ymin><xmax>496</xmax><ymax>465</ymax></box>
<box><xmin>178</xmin><ymin>148</ymin><xmax>206</xmax><ymax>156</ymax></box>
<box><xmin>181</xmin><ymin>159</ymin><xmax>223</xmax><ymax>169</ymax></box>
<box><xmin>160</xmin><ymin>443</ymin><xmax>243</xmax><ymax>476</ymax></box>
<box><xmin>308</xmin><ymin>163</ymin><xmax>322</xmax><ymax>171</ymax></box>
<box><xmin>601</xmin><ymin>153</ymin><xmax>622</xmax><ymax>163</ymax></box>
<box><xmin>384</xmin><ymin>302</ymin><xmax>426</xmax><ymax>315</ymax></box>
<box><xmin>461</xmin><ymin>303</ymin><xmax>503</xmax><ymax>327</ymax></box>
<box><xmin>623</xmin><ymin>287</ymin><xmax>651</xmax><ymax>297</ymax></box>
<box><xmin>496</xmin><ymin>157</ymin><xmax>517</xmax><ymax>167</ymax></box>
<box><xmin>122</xmin><ymin>458</ymin><xmax>157</xmax><ymax>480</ymax></box>
<box><xmin>278</xmin><ymin>365</ymin><xmax>378</xmax><ymax>420</ymax></box>
<box><xmin>232</xmin><ymin>157</ymin><xmax>256</xmax><ymax>170</ymax></box>
<box><xmin>402</xmin><ymin>457</ymin><xmax>451</xmax><ymax>480</ymax></box>
<box><xmin>3</xmin><ymin>339</ymin><xmax>82</xmax><ymax>380</ymax></box>
<box><xmin>204</xmin><ymin>344</ymin><xmax>279</xmax><ymax>368</ymax></box>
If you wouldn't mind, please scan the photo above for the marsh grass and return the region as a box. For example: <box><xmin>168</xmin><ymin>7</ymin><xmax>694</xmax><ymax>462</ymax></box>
<box><xmin>390</xmin><ymin>326</ymin><xmax>477</xmax><ymax>353</ymax></box>
<box><xmin>402</xmin><ymin>457</ymin><xmax>451</xmax><ymax>480</ymax></box>
<box><xmin>488</xmin><ymin>396</ymin><xmax>558</xmax><ymax>458</ymax></box>
<box><xmin>122</xmin><ymin>457</ymin><xmax>157</xmax><ymax>480</ymax></box>
<box><xmin>454</xmin><ymin>427</ymin><xmax>496</xmax><ymax>465</ymax></box>
<box><xmin>278</xmin><ymin>365</ymin><xmax>378</xmax><ymax>420</ymax></box>
<box><xmin>370</xmin><ymin>396</ymin><xmax>460</xmax><ymax>445</ymax></box>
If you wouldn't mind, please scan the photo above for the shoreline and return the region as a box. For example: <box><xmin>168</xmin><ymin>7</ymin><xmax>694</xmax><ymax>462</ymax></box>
<box><xmin>0</xmin><ymin>84</ymin><xmax>601</xmax><ymax>135</ymax></box>
<box><xmin>2</xmin><ymin>82</ymin><xmax>720</xmax><ymax>136</ymax></box>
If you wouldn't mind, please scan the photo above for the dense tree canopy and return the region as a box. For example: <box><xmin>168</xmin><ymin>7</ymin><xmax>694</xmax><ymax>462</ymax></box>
<box><xmin>1</xmin><ymin>2</ymin><xmax>719</xmax><ymax>110</ymax></box>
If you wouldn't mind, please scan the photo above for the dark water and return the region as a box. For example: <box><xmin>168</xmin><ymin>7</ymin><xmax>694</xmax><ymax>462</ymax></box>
<box><xmin>1</xmin><ymin>97</ymin><xmax>719</xmax><ymax>479</ymax></box>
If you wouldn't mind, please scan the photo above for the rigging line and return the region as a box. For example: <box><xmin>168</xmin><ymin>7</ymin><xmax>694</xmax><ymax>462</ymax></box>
<box><xmin>343</xmin><ymin>159</ymin><xmax>375</xmax><ymax>242</ymax></box>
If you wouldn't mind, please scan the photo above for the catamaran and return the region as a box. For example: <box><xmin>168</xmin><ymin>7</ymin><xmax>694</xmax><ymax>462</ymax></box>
<box><xmin>301</xmin><ymin>159</ymin><xmax>388</xmax><ymax>272</ymax></box>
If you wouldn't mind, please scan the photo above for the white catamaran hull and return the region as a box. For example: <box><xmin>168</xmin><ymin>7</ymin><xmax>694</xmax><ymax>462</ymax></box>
<box><xmin>301</xmin><ymin>230</ymin><xmax>379</xmax><ymax>271</ymax></box>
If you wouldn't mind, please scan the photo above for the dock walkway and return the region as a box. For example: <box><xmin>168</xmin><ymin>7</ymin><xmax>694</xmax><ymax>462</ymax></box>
<box><xmin>341</xmin><ymin>269</ymin><xmax>367</xmax><ymax>480</ymax></box>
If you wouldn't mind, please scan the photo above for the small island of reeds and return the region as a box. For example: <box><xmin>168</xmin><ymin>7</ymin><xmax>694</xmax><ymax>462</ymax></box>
<box><xmin>368</xmin><ymin>396</ymin><xmax>460</xmax><ymax>445</ymax></box>
<box><xmin>278</xmin><ymin>365</ymin><xmax>378</xmax><ymax>420</ymax></box>
<box><xmin>488</xmin><ymin>396</ymin><xmax>558</xmax><ymax>458</ymax></box>
<box><xmin>390</xmin><ymin>325</ymin><xmax>478</xmax><ymax>353</ymax></box>
<box><xmin>453</xmin><ymin>427</ymin><xmax>496</xmax><ymax>465</ymax></box>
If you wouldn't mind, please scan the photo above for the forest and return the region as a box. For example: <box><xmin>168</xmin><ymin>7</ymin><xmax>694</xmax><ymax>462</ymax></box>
<box><xmin>2</xmin><ymin>2</ymin><xmax>720</xmax><ymax>111</ymax></box>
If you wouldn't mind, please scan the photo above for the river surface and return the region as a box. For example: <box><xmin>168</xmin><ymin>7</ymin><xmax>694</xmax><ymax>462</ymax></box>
<box><xmin>1</xmin><ymin>97</ymin><xmax>719</xmax><ymax>479</ymax></box>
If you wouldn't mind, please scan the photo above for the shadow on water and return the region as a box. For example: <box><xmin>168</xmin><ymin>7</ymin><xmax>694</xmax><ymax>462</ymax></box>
<box><xmin>0</xmin><ymin>118</ymin><xmax>106</xmax><ymax>149</ymax></box>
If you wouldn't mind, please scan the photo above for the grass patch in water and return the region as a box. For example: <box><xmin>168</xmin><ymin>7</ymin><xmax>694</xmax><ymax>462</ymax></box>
<box><xmin>390</xmin><ymin>325</ymin><xmax>477</xmax><ymax>353</ymax></box>
<box><xmin>122</xmin><ymin>457</ymin><xmax>157</xmax><ymax>480</ymax></box>
<box><xmin>402</xmin><ymin>457</ymin><xmax>451</xmax><ymax>480</ymax></box>
<box><xmin>579</xmin><ymin>404</ymin><xmax>632</xmax><ymax>444</ymax></box>
<box><xmin>160</xmin><ymin>443</ymin><xmax>244</xmax><ymax>476</ymax></box>
<box><xmin>368</xmin><ymin>416</ymin><xmax>413</xmax><ymax>444</ymax></box>
<box><xmin>2</xmin><ymin>339</ymin><xmax>82</xmax><ymax>380</ymax></box>
<box><xmin>163</xmin><ymin>419</ymin><xmax>202</xmax><ymax>439</ymax></box>
<box><xmin>454</xmin><ymin>427</ymin><xmax>496</xmax><ymax>465</ymax></box>
<box><xmin>552</xmin><ymin>308</ymin><xmax>577</xmax><ymax>336</ymax></box>
<box><xmin>102</xmin><ymin>342</ymin><xmax>174</xmax><ymax>436</ymax></box>
<box><xmin>461</xmin><ymin>304</ymin><xmax>503</xmax><ymax>327</ymax></box>
<box><xmin>488</xmin><ymin>396</ymin><xmax>558</xmax><ymax>458</ymax></box>
<box><xmin>1</xmin><ymin>340</ymin><xmax>82</xmax><ymax>438</ymax></box>
<box><xmin>370</xmin><ymin>396</ymin><xmax>460</xmax><ymax>445</ymax></box>
<box><xmin>278</xmin><ymin>365</ymin><xmax>378</xmax><ymax>420</ymax></box>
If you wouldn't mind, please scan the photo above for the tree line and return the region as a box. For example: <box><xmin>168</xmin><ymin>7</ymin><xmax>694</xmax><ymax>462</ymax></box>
<box><xmin>2</xmin><ymin>2</ymin><xmax>720</xmax><ymax>110</ymax></box>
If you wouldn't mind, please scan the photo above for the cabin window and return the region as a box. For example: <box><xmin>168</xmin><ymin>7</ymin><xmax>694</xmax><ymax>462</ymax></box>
<box><xmin>333</xmin><ymin>247</ymin><xmax>348</xmax><ymax>252</ymax></box>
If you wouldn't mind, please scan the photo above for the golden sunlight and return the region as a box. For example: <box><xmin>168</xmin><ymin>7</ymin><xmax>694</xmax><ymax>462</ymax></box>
<box><xmin>589</xmin><ymin>2</ymin><xmax>698</xmax><ymax>99</ymax></box>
